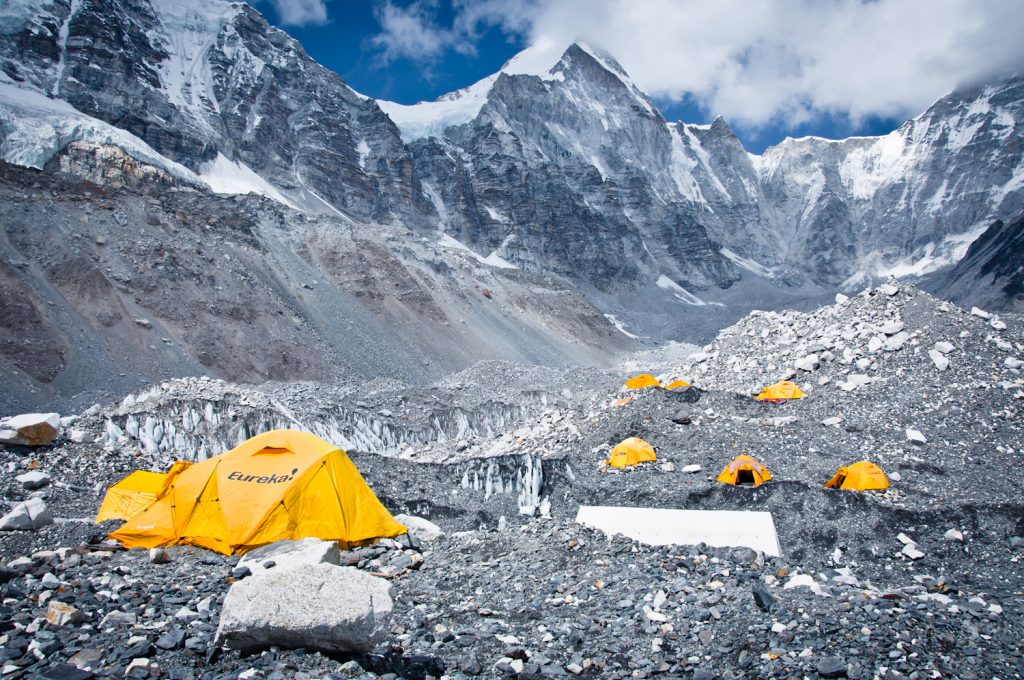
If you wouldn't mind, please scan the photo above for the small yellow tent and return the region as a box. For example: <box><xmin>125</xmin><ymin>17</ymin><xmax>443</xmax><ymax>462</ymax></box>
<box><xmin>717</xmin><ymin>455</ymin><xmax>772</xmax><ymax>487</ymax></box>
<box><xmin>824</xmin><ymin>461</ymin><xmax>889</xmax><ymax>491</ymax></box>
<box><xmin>664</xmin><ymin>379</ymin><xmax>690</xmax><ymax>390</ymax></box>
<box><xmin>755</xmin><ymin>381</ymin><xmax>806</xmax><ymax>402</ymax></box>
<box><xmin>605</xmin><ymin>437</ymin><xmax>657</xmax><ymax>468</ymax></box>
<box><xmin>95</xmin><ymin>461</ymin><xmax>191</xmax><ymax>523</ymax></box>
<box><xmin>625</xmin><ymin>374</ymin><xmax>661</xmax><ymax>390</ymax></box>
<box><xmin>106</xmin><ymin>429</ymin><xmax>406</xmax><ymax>555</ymax></box>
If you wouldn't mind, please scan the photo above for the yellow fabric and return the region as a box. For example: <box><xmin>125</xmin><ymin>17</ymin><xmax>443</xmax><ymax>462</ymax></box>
<box><xmin>108</xmin><ymin>430</ymin><xmax>406</xmax><ymax>555</ymax></box>
<box><xmin>625</xmin><ymin>374</ymin><xmax>661</xmax><ymax>390</ymax></box>
<box><xmin>664</xmin><ymin>380</ymin><xmax>690</xmax><ymax>390</ymax></box>
<box><xmin>95</xmin><ymin>462</ymin><xmax>191</xmax><ymax>523</ymax></box>
<box><xmin>606</xmin><ymin>437</ymin><xmax>657</xmax><ymax>468</ymax></box>
<box><xmin>716</xmin><ymin>455</ymin><xmax>772</xmax><ymax>487</ymax></box>
<box><xmin>824</xmin><ymin>461</ymin><xmax>889</xmax><ymax>491</ymax></box>
<box><xmin>755</xmin><ymin>381</ymin><xmax>806</xmax><ymax>401</ymax></box>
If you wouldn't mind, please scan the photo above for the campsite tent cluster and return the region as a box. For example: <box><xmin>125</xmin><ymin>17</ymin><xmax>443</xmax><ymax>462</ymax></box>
<box><xmin>612</xmin><ymin>376</ymin><xmax>889</xmax><ymax>491</ymax></box>
<box><xmin>97</xmin><ymin>430</ymin><xmax>406</xmax><ymax>555</ymax></box>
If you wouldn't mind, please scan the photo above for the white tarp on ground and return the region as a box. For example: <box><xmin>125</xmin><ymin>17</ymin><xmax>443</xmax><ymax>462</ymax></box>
<box><xmin>575</xmin><ymin>505</ymin><xmax>781</xmax><ymax>556</ymax></box>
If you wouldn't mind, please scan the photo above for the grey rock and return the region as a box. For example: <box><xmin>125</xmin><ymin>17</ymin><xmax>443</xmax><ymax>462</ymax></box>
<box><xmin>0</xmin><ymin>497</ymin><xmax>54</xmax><ymax>531</ymax></box>
<box><xmin>0</xmin><ymin>412</ymin><xmax>60</xmax><ymax>445</ymax></box>
<box><xmin>816</xmin><ymin>656</ymin><xmax>847</xmax><ymax>678</ymax></box>
<box><xmin>216</xmin><ymin>563</ymin><xmax>393</xmax><ymax>653</ymax></box>
<box><xmin>236</xmin><ymin>538</ymin><xmax>341</xmax><ymax>575</ymax></box>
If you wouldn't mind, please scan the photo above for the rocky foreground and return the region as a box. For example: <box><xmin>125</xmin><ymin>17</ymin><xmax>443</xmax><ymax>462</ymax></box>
<box><xmin>0</xmin><ymin>283</ymin><xmax>1022</xmax><ymax>679</ymax></box>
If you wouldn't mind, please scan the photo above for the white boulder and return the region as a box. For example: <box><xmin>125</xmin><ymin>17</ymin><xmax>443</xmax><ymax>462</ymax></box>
<box><xmin>395</xmin><ymin>514</ymin><xmax>445</xmax><ymax>543</ymax></box>
<box><xmin>0</xmin><ymin>413</ymin><xmax>60</xmax><ymax>446</ymax></box>
<box><xmin>216</xmin><ymin>564</ymin><xmax>393</xmax><ymax>653</ymax></box>
<box><xmin>933</xmin><ymin>341</ymin><xmax>954</xmax><ymax>354</ymax></box>
<box><xmin>905</xmin><ymin>429</ymin><xmax>927</xmax><ymax>445</ymax></box>
<box><xmin>0</xmin><ymin>498</ymin><xmax>54</xmax><ymax>531</ymax></box>
<box><xmin>927</xmin><ymin>349</ymin><xmax>949</xmax><ymax>371</ymax></box>
<box><xmin>236</xmin><ymin>538</ymin><xmax>341</xmax><ymax>575</ymax></box>
<box><xmin>1005</xmin><ymin>358</ymin><xmax>1023</xmax><ymax>369</ymax></box>
<box><xmin>883</xmin><ymin>332</ymin><xmax>910</xmax><ymax>352</ymax></box>
<box><xmin>794</xmin><ymin>354</ymin><xmax>819</xmax><ymax>372</ymax></box>
<box><xmin>970</xmin><ymin>307</ymin><xmax>991</xmax><ymax>319</ymax></box>
<box><xmin>15</xmin><ymin>471</ymin><xmax>50</xmax><ymax>490</ymax></box>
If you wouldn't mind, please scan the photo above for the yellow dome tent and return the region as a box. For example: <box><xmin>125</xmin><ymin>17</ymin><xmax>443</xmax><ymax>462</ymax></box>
<box><xmin>717</xmin><ymin>455</ymin><xmax>772</xmax><ymax>487</ymax></box>
<box><xmin>755</xmin><ymin>380</ymin><xmax>806</xmax><ymax>402</ymax></box>
<box><xmin>664</xmin><ymin>379</ymin><xmax>690</xmax><ymax>390</ymax></box>
<box><xmin>605</xmin><ymin>437</ymin><xmax>657</xmax><ymax>468</ymax></box>
<box><xmin>95</xmin><ymin>461</ymin><xmax>191</xmax><ymax>523</ymax></box>
<box><xmin>105</xmin><ymin>429</ymin><xmax>406</xmax><ymax>555</ymax></box>
<box><xmin>824</xmin><ymin>461</ymin><xmax>889</xmax><ymax>491</ymax></box>
<box><xmin>625</xmin><ymin>374</ymin><xmax>661</xmax><ymax>390</ymax></box>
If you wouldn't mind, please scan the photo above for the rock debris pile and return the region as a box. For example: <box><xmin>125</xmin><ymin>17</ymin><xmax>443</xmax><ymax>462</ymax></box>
<box><xmin>0</xmin><ymin>284</ymin><xmax>1021</xmax><ymax>678</ymax></box>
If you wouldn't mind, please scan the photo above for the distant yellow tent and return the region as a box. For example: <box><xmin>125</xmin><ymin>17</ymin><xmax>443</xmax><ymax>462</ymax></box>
<box><xmin>105</xmin><ymin>430</ymin><xmax>406</xmax><ymax>555</ymax></box>
<box><xmin>605</xmin><ymin>437</ymin><xmax>657</xmax><ymax>468</ymax></box>
<box><xmin>824</xmin><ymin>461</ymin><xmax>889</xmax><ymax>491</ymax></box>
<box><xmin>625</xmin><ymin>374</ymin><xmax>661</xmax><ymax>390</ymax></box>
<box><xmin>664</xmin><ymin>380</ymin><xmax>690</xmax><ymax>390</ymax></box>
<box><xmin>717</xmin><ymin>455</ymin><xmax>772</xmax><ymax>487</ymax></box>
<box><xmin>95</xmin><ymin>461</ymin><xmax>191</xmax><ymax>523</ymax></box>
<box><xmin>755</xmin><ymin>380</ymin><xmax>806</xmax><ymax>402</ymax></box>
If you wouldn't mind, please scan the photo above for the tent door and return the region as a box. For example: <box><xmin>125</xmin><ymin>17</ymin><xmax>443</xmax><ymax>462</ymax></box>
<box><xmin>833</xmin><ymin>474</ymin><xmax>847</xmax><ymax>488</ymax></box>
<box><xmin>736</xmin><ymin>470</ymin><xmax>755</xmax><ymax>486</ymax></box>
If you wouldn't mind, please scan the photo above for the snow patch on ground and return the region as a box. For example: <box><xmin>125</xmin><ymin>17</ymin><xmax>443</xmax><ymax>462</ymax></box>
<box><xmin>356</xmin><ymin>139</ymin><xmax>370</xmax><ymax>170</ymax></box>
<box><xmin>656</xmin><ymin>275</ymin><xmax>711</xmax><ymax>306</ymax></box>
<box><xmin>439</xmin><ymin>233</ymin><xmax>516</xmax><ymax>269</ymax></box>
<box><xmin>604</xmin><ymin>314</ymin><xmax>641</xmax><ymax>340</ymax></box>
<box><xmin>200</xmin><ymin>152</ymin><xmax>298</xmax><ymax>210</ymax></box>
<box><xmin>720</xmin><ymin>248</ymin><xmax>775</xmax><ymax>279</ymax></box>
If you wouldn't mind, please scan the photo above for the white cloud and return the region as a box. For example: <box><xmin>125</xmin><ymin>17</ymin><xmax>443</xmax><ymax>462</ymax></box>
<box><xmin>268</xmin><ymin>0</ymin><xmax>329</xmax><ymax>27</ymax></box>
<box><xmin>369</xmin><ymin>1</ymin><xmax>476</xmax><ymax>64</ymax></box>
<box><xmin>445</xmin><ymin>0</ymin><xmax>1024</xmax><ymax>129</ymax></box>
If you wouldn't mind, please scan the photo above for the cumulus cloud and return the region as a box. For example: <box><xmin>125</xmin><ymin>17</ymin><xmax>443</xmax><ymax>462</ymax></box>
<box><xmin>267</xmin><ymin>0</ymin><xmax>329</xmax><ymax>27</ymax></box>
<box><xmin>369</xmin><ymin>1</ymin><xmax>476</xmax><ymax>64</ymax></box>
<box><xmin>391</xmin><ymin>0</ymin><xmax>1024</xmax><ymax>129</ymax></box>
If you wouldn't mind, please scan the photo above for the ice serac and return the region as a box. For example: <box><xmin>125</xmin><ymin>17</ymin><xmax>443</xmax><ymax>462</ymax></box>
<box><xmin>0</xmin><ymin>0</ymin><xmax>434</xmax><ymax>224</ymax></box>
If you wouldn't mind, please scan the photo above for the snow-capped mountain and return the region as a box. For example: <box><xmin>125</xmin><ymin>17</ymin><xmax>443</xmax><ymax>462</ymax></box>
<box><xmin>1</xmin><ymin>0</ymin><xmax>1022</xmax><ymax>307</ymax></box>
<box><xmin>0</xmin><ymin>0</ymin><xmax>433</xmax><ymax>223</ymax></box>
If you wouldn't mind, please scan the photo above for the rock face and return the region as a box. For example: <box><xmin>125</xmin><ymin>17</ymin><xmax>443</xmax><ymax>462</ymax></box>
<box><xmin>0</xmin><ymin>412</ymin><xmax>60</xmax><ymax>445</ymax></box>
<box><xmin>926</xmin><ymin>211</ymin><xmax>1024</xmax><ymax>311</ymax></box>
<box><xmin>215</xmin><ymin>564</ymin><xmax>393</xmax><ymax>653</ymax></box>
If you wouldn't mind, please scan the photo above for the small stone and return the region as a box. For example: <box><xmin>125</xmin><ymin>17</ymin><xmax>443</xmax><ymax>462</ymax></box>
<box><xmin>835</xmin><ymin>294</ymin><xmax>849</xmax><ymax>304</ymax></box>
<box><xmin>16</xmin><ymin>471</ymin><xmax>51</xmax><ymax>490</ymax></box>
<box><xmin>990</xmin><ymin>318</ymin><xmax>1007</xmax><ymax>331</ymax></box>
<box><xmin>659</xmin><ymin>462</ymin><xmax>676</xmax><ymax>472</ymax></box>
<box><xmin>905</xmin><ymin>428</ymin><xmax>927</xmax><ymax>445</ymax></box>
<box><xmin>565</xmin><ymin>663</ymin><xmax>583</xmax><ymax>675</ymax></box>
<box><xmin>878</xmin><ymin>321</ymin><xmax>904</xmax><ymax>335</ymax></box>
<box><xmin>970</xmin><ymin>306</ymin><xmax>991</xmax><ymax>319</ymax></box>
<box><xmin>681</xmin><ymin>464</ymin><xmax>702</xmax><ymax>474</ymax></box>
<box><xmin>1005</xmin><ymin>358</ymin><xmax>1023</xmax><ymax>369</ymax></box>
<box><xmin>901</xmin><ymin>544</ymin><xmax>925</xmax><ymax>560</ymax></box>
<box><xmin>752</xmin><ymin>582</ymin><xmax>774</xmax><ymax>611</ymax></box>
<box><xmin>46</xmin><ymin>602</ymin><xmax>84</xmax><ymax>627</ymax></box>
<box><xmin>883</xmin><ymin>331</ymin><xmax>910</xmax><ymax>352</ymax></box>
<box><xmin>933</xmin><ymin>341</ymin><xmax>954</xmax><ymax>354</ymax></box>
<box><xmin>124</xmin><ymin>658</ymin><xmax>156</xmax><ymax>678</ymax></box>
<box><xmin>148</xmin><ymin>548</ymin><xmax>170</xmax><ymax>564</ymax></box>
<box><xmin>816</xmin><ymin>656</ymin><xmax>847</xmax><ymax>678</ymax></box>
<box><xmin>928</xmin><ymin>349</ymin><xmax>949</xmax><ymax>370</ymax></box>
<box><xmin>944</xmin><ymin>529</ymin><xmax>963</xmax><ymax>542</ymax></box>
<box><xmin>821</xmin><ymin>416</ymin><xmax>842</xmax><ymax>427</ymax></box>
<box><xmin>134</xmin><ymin>318</ymin><xmax>152</xmax><ymax>329</ymax></box>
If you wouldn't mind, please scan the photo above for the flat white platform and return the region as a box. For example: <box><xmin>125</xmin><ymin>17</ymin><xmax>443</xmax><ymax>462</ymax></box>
<box><xmin>575</xmin><ymin>505</ymin><xmax>781</xmax><ymax>556</ymax></box>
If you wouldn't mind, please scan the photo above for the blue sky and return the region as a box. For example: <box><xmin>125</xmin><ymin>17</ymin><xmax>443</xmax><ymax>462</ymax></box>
<box><xmin>256</xmin><ymin>0</ymin><xmax>1022</xmax><ymax>154</ymax></box>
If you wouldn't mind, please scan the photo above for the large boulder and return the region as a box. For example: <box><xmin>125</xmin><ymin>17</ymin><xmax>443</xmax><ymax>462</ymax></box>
<box><xmin>0</xmin><ymin>413</ymin><xmax>60</xmax><ymax>446</ymax></box>
<box><xmin>236</xmin><ymin>538</ymin><xmax>341</xmax><ymax>575</ymax></box>
<box><xmin>0</xmin><ymin>498</ymin><xmax>54</xmax><ymax>531</ymax></box>
<box><xmin>215</xmin><ymin>564</ymin><xmax>392</xmax><ymax>653</ymax></box>
<box><xmin>394</xmin><ymin>514</ymin><xmax>444</xmax><ymax>543</ymax></box>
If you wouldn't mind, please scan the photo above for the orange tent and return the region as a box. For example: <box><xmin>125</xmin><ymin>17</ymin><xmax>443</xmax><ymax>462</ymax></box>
<box><xmin>664</xmin><ymin>380</ymin><xmax>690</xmax><ymax>390</ymax></box>
<box><xmin>755</xmin><ymin>381</ymin><xmax>806</xmax><ymax>402</ymax></box>
<box><xmin>717</xmin><ymin>455</ymin><xmax>772</xmax><ymax>487</ymax></box>
<box><xmin>605</xmin><ymin>437</ymin><xmax>657</xmax><ymax>468</ymax></box>
<box><xmin>625</xmin><ymin>374</ymin><xmax>661</xmax><ymax>390</ymax></box>
<box><xmin>95</xmin><ymin>461</ymin><xmax>191</xmax><ymax>523</ymax></box>
<box><xmin>106</xmin><ymin>430</ymin><xmax>406</xmax><ymax>555</ymax></box>
<box><xmin>824</xmin><ymin>461</ymin><xmax>889</xmax><ymax>491</ymax></box>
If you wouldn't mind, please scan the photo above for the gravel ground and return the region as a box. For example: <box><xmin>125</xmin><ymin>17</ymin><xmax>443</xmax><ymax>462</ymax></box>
<box><xmin>0</xmin><ymin>283</ymin><xmax>1022</xmax><ymax>678</ymax></box>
